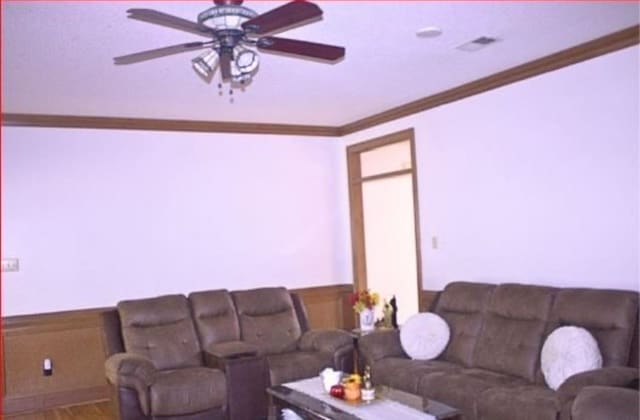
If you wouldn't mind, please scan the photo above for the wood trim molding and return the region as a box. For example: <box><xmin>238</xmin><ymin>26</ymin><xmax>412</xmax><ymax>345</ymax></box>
<box><xmin>357</xmin><ymin>168</ymin><xmax>413</xmax><ymax>184</ymax></box>
<box><xmin>2</xmin><ymin>26</ymin><xmax>637</xmax><ymax>137</ymax></box>
<box><xmin>346</xmin><ymin>128</ymin><xmax>423</xmax><ymax>312</ymax></box>
<box><xmin>0</xmin><ymin>113</ymin><xmax>341</xmax><ymax>137</ymax></box>
<box><xmin>290</xmin><ymin>283</ymin><xmax>352</xmax><ymax>298</ymax></box>
<box><xmin>347</xmin><ymin>128</ymin><xmax>415</xmax><ymax>153</ymax></box>
<box><xmin>2</xmin><ymin>307</ymin><xmax>111</xmax><ymax>335</ymax></box>
<box><xmin>339</xmin><ymin>25</ymin><xmax>640</xmax><ymax>135</ymax></box>
<box><xmin>346</xmin><ymin>147</ymin><xmax>367</xmax><ymax>294</ymax></box>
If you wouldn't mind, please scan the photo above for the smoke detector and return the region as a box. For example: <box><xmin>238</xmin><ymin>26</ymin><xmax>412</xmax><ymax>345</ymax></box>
<box><xmin>416</xmin><ymin>26</ymin><xmax>443</xmax><ymax>38</ymax></box>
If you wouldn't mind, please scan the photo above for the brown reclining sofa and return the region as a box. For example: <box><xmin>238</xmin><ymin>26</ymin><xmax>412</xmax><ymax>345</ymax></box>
<box><xmin>359</xmin><ymin>281</ymin><xmax>639</xmax><ymax>420</ymax></box>
<box><xmin>103</xmin><ymin>287</ymin><xmax>354</xmax><ymax>420</ymax></box>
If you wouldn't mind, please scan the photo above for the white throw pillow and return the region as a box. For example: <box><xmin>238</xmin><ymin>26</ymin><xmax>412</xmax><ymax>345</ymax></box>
<box><xmin>541</xmin><ymin>326</ymin><xmax>602</xmax><ymax>390</ymax></box>
<box><xmin>400</xmin><ymin>312</ymin><xmax>450</xmax><ymax>360</ymax></box>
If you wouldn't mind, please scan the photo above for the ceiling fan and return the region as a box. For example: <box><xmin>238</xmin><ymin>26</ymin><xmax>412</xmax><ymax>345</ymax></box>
<box><xmin>114</xmin><ymin>0</ymin><xmax>346</xmax><ymax>87</ymax></box>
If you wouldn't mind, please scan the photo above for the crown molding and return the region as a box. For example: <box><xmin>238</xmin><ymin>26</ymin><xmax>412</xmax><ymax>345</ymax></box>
<box><xmin>338</xmin><ymin>24</ymin><xmax>640</xmax><ymax>135</ymax></box>
<box><xmin>3</xmin><ymin>25</ymin><xmax>638</xmax><ymax>137</ymax></box>
<box><xmin>0</xmin><ymin>114</ymin><xmax>341</xmax><ymax>137</ymax></box>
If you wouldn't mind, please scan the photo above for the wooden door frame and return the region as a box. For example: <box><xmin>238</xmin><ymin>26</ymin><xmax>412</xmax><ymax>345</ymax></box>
<box><xmin>346</xmin><ymin>128</ymin><xmax>424</xmax><ymax>304</ymax></box>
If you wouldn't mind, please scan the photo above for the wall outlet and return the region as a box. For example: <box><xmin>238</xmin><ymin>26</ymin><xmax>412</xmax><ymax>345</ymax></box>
<box><xmin>43</xmin><ymin>358</ymin><xmax>53</xmax><ymax>376</ymax></box>
<box><xmin>431</xmin><ymin>236</ymin><xmax>439</xmax><ymax>250</ymax></box>
<box><xmin>1</xmin><ymin>258</ymin><xmax>19</xmax><ymax>272</ymax></box>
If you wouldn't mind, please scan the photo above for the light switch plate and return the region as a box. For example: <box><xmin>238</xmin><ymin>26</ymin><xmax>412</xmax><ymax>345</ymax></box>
<box><xmin>1</xmin><ymin>258</ymin><xmax>19</xmax><ymax>272</ymax></box>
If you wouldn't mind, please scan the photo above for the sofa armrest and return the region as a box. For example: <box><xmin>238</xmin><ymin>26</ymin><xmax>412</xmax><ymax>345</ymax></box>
<box><xmin>358</xmin><ymin>329</ymin><xmax>406</xmax><ymax>365</ymax></box>
<box><xmin>557</xmin><ymin>366</ymin><xmax>639</xmax><ymax>406</ymax></box>
<box><xmin>571</xmin><ymin>386</ymin><xmax>639</xmax><ymax>420</ymax></box>
<box><xmin>298</xmin><ymin>329</ymin><xmax>353</xmax><ymax>353</ymax></box>
<box><xmin>104</xmin><ymin>353</ymin><xmax>156</xmax><ymax>415</ymax></box>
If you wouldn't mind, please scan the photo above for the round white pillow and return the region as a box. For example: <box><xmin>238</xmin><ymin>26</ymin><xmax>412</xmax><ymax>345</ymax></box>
<box><xmin>541</xmin><ymin>326</ymin><xmax>602</xmax><ymax>390</ymax></box>
<box><xmin>400</xmin><ymin>312</ymin><xmax>450</xmax><ymax>360</ymax></box>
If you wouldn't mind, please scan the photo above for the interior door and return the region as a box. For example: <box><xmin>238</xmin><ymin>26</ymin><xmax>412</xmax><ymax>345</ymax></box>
<box><xmin>347</xmin><ymin>129</ymin><xmax>422</xmax><ymax>325</ymax></box>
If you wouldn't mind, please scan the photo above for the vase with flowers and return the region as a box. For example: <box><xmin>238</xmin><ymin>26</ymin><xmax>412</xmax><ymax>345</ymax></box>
<box><xmin>349</xmin><ymin>289</ymin><xmax>380</xmax><ymax>332</ymax></box>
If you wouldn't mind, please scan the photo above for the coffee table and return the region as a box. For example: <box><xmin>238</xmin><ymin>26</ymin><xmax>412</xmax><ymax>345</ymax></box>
<box><xmin>267</xmin><ymin>377</ymin><xmax>460</xmax><ymax>420</ymax></box>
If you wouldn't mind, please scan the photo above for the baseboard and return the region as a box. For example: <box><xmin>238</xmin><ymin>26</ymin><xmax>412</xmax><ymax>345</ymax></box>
<box><xmin>3</xmin><ymin>385</ymin><xmax>111</xmax><ymax>414</ymax></box>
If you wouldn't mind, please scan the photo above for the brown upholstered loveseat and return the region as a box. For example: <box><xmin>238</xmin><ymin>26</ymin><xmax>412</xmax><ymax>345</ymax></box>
<box><xmin>103</xmin><ymin>287</ymin><xmax>354</xmax><ymax>420</ymax></box>
<box><xmin>359</xmin><ymin>282</ymin><xmax>639</xmax><ymax>420</ymax></box>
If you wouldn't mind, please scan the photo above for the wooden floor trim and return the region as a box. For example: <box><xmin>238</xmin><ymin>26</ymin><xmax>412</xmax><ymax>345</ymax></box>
<box><xmin>3</xmin><ymin>385</ymin><xmax>111</xmax><ymax>415</ymax></box>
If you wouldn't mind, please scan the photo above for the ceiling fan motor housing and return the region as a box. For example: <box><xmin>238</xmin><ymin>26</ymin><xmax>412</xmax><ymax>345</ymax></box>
<box><xmin>213</xmin><ymin>0</ymin><xmax>244</xmax><ymax>5</ymax></box>
<box><xmin>197</xmin><ymin>4</ymin><xmax>257</xmax><ymax>29</ymax></box>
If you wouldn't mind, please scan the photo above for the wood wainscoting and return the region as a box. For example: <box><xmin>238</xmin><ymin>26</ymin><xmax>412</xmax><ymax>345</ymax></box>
<box><xmin>2</xmin><ymin>308</ymin><xmax>113</xmax><ymax>415</ymax></box>
<box><xmin>292</xmin><ymin>284</ymin><xmax>355</xmax><ymax>331</ymax></box>
<box><xmin>419</xmin><ymin>290</ymin><xmax>441</xmax><ymax>313</ymax></box>
<box><xmin>1</xmin><ymin>284</ymin><xmax>353</xmax><ymax>415</ymax></box>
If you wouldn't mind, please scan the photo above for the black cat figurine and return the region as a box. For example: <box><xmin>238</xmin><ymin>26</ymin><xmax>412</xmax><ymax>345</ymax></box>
<box><xmin>390</xmin><ymin>295</ymin><xmax>398</xmax><ymax>329</ymax></box>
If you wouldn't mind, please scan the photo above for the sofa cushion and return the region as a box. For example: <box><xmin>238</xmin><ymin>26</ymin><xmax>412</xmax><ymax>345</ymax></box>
<box><xmin>373</xmin><ymin>357</ymin><xmax>461</xmax><ymax>395</ymax></box>
<box><xmin>267</xmin><ymin>351</ymin><xmax>333</xmax><ymax>385</ymax></box>
<box><xmin>418</xmin><ymin>368</ymin><xmax>527</xmax><ymax>420</ymax></box>
<box><xmin>541</xmin><ymin>326</ymin><xmax>602</xmax><ymax>390</ymax></box>
<box><xmin>477</xmin><ymin>385</ymin><xmax>560</xmax><ymax>420</ymax></box>
<box><xmin>150</xmin><ymin>367</ymin><xmax>226</xmax><ymax>416</ymax></box>
<box><xmin>473</xmin><ymin>284</ymin><xmax>556</xmax><ymax>382</ymax></box>
<box><xmin>118</xmin><ymin>295</ymin><xmax>202</xmax><ymax>370</ymax></box>
<box><xmin>232</xmin><ymin>287</ymin><xmax>302</xmax><ymax>355</ymax></box>
<box><xmin>189</xmin><ymin>289</ymin><xmax>241</xmax><ymax>348</ymax></box>
<box><xmin>548</xmin><ymin>289</ymin><xmax>638</xmax><ymax>367</ymax></box>
<box><xmin>435</xmin><ymin>282</ymin><xmax>495</xmax><ymax>367</ymax></box>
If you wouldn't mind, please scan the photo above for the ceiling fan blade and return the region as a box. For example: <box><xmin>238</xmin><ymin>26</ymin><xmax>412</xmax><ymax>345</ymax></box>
<box><xmin>219</xmin><ymin>50</ymin><xmax>232</xmax><ymax>81</ymax></box>
<box><xmin>127</xmin><ymin>9</ymin><xmax>213</xmax><ymax>37</ymax></box>
<box><xmin>242</xmin><ymin>1</ymin><xmax>322</xmax><ymax>35</ymax></box>
<box><xmin>257</xmin><ymin>37</ymin><xmax>345</xmax><ymax>62</ymax></box>
<box><xmin>114</xmin><ymin>41</ymin><xmax>210</xmax><ymax>65</ymax></box>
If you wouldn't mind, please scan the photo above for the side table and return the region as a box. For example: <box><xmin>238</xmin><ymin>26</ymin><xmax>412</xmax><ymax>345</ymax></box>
<box><xmin>349</xmin><ymin>327</ymin><xmax>395</xmax><ymax>374</ymax></box>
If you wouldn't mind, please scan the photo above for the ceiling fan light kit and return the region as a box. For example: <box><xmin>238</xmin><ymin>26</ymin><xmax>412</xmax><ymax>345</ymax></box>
<box><xmin>192</xmin><ymin>50</ymin><xmax>219</xmax><ymax>80</ymax></box>
<box><xmin>114</xmin><ymin>0</ymin><xmax>345</xmax><ymax>90</ymax></box>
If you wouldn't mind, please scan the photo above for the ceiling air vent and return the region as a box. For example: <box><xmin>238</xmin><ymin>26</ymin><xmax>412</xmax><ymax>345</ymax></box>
<box><xmin>456</xmin><ymin>36</ymin><xmax>498</xmax><ymax>52</ymax></box>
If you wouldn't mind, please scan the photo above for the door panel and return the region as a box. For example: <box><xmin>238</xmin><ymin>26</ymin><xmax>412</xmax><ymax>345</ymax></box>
<box><xmin>362</xmin><ymin>174</ymin><xmax>419</xmax><ymax>324</ymax></box>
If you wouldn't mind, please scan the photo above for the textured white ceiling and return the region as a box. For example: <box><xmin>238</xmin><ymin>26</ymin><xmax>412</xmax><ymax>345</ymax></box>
<box><xmin>2</xmin><ymin>1</ymin><xmax>638</xmax><ymax>126</ymax></box>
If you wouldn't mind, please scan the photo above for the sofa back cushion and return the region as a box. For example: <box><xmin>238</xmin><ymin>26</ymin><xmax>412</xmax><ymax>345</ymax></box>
<box><xmin>473</xmin><ymin>284</ymin><xmax>556</xmax><ymax>382</ymax></box>
<box><xmin>232</xmin><ymin>287</ymin><xmax>302</xmax><ymax>355</ymax></box>
<box><xmin>434</xmin><ymin>282</ymin><xmax>495</xmax><ymax>366</ymax></box>
<box><xmin>189</xmin><ymin>289</ymin><xmax>241</xmax><ymax>348</ymax></box>
<box><xmin>118</xmin><ymin>295</ymin><xmax>202</xmax><ymax>370</ymax></box>
<box><xmin>548</xmin><ymin>289</ymin><xmax>638</xmax><ymax>368</ymax></box>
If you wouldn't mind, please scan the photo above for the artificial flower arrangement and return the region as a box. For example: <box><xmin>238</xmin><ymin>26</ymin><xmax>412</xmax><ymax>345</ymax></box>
<box><xmin>348</xmin><ymin>289</ymin><xmax>380</xmax><ymax>313</ymax></box>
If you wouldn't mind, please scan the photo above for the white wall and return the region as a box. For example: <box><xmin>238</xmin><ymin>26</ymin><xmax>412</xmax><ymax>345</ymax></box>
<box><xmin>3</xmin><ymin>46</ymin><xmax>638</xmax><ymax>317</ymax></box>
<box><xmin>1</xmin><ymin>128</ymin><xmax>350</xmax><ymax>315</ymax></box>
<box><xmin>342</xmin><ymin>45</ymin><xmax>639</xmax><ymax>292</ymax></box>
